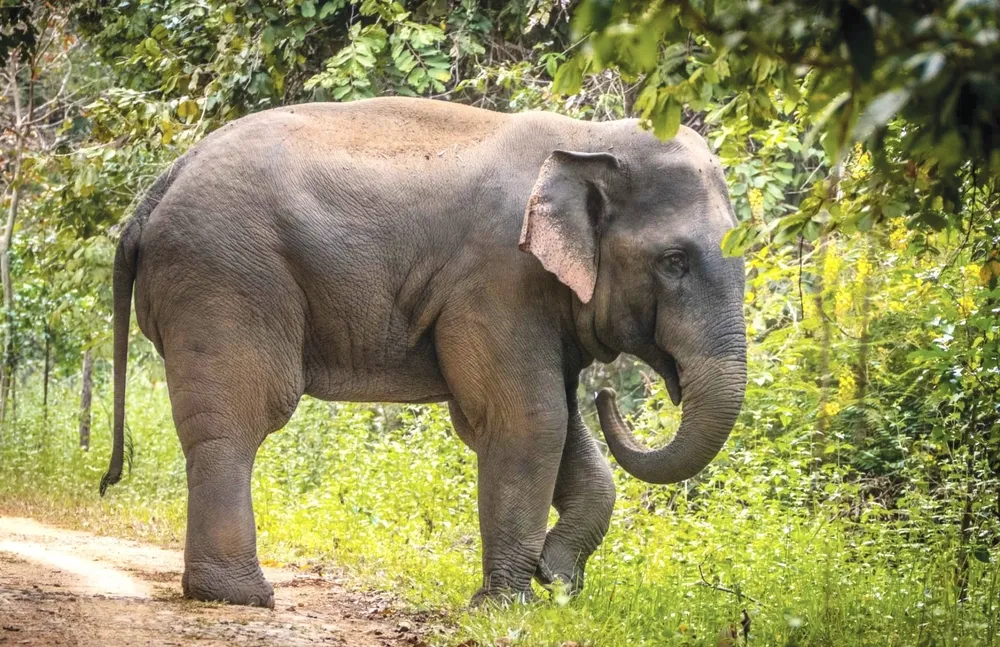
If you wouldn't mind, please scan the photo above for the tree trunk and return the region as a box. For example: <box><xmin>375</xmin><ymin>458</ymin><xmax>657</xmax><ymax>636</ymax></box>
<box><xmin>9</xmin><ymin>366</ymin><xmax>15</xmax><ymax>423</ymax></box>
<box><xmin>956</xmin><ymin>401</ymin><xmax>980</xmax><ymax>603</ymax></box>
<box><xmin>0</xmin><ymin>53</ymin><xmax>27</xmax><ymax>427</ymax></box>
<box><xmin>812</xmin><ymin>235</ymin><xmax>833</xmax><ymax>462</ymax></box>
<box><xmin>79</xmin><ymin>349</ymin><xmax>93</xmax><ymax>450</ymax></box>
<box><xmin>42</xmin><ymin>326</ymin><xmax>51</xmax><ymax>421</ymax></box>
<box><xmin>0</xmin><ymin>180</ymin><xmax>21</xmax><ymax>426</ymax></box>
<box><xmin>853</xmin><ymin>280</ymin><xmax>871</xmax><ymax>445</ymax></box>
<box><xmin>956</xmin><ymin>472</ymin><xmax>976</xmax><ymax>603</ymax></box>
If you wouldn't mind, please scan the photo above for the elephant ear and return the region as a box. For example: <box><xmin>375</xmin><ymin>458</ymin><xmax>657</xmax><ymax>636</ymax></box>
<box><xmin>519</xmin><ymin>150</ymin><xmax>623</xmax><ymax>304</ymax></box>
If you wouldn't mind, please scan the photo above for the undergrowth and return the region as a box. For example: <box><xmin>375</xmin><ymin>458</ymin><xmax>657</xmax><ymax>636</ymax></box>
<box><xmin>1</xmin><ymin>361</ymin><xmax>997</xmax><ymax>647</ymax></box>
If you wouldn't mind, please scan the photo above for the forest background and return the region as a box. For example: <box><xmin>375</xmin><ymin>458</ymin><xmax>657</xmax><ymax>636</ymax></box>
<box><xmin>1</xmin><ymin>1</ymin><xmax>999</xmax><ymax>645</ymax></box>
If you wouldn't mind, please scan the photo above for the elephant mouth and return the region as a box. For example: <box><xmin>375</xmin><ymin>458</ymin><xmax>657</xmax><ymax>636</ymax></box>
<box><xmin>648</xmin><ymin>350</ymin><xmax>683</xmax><ymax>406</ymax></box>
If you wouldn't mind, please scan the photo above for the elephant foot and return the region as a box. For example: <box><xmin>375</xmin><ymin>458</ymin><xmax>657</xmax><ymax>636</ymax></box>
<box><xmin>182</xmin><ymin>561</ymin><xmax>275</xmax><ymax>608</ymax></box>
<box><xmin>470</xmin><ymin>585</ymin><xmax>535</xmax><ymax>608</ymax></box>
<box><xmin>534</xmin><ymin>549</ymin><xmax>584</xmax><ymax>594</ymax></box>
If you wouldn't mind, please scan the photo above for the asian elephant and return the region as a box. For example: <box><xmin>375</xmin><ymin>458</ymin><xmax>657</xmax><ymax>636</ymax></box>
<box><xmin>101</xmin><ymin>97</ymin><xmax>747</xmax><ymax>608</ymax></box>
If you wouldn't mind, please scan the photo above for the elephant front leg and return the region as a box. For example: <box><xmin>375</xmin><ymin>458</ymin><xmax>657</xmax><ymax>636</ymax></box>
<box><xmin>471</xmin><ymin>409</ymin><xmax>567</xmax><ymax>604</ymax></box>
<box><xmin>535</xmin><ymin>397</ymin><xmax>616</xmax><ymax>593</ymax></box>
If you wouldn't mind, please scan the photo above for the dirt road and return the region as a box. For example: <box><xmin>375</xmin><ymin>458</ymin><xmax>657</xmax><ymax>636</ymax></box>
<box><xmin>0</xmin><ymin>517</ymin><xmax>433</xmax><ymax>646</ymax></box>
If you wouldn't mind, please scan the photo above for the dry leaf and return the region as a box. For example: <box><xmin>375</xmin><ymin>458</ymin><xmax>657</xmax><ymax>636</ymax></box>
<box><xmin>716</xmin><ymin>623</ymin><xmax>739</xmax><ymax>647</ymax></box>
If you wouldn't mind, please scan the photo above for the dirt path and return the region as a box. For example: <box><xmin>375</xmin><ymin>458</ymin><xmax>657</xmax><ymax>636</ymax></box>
<box><xmin>0</xmin><ymin>517</ymin><xmax>434</xmax><ymax>646</ymax></box>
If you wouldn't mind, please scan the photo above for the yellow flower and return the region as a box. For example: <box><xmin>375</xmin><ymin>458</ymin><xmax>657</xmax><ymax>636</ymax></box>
<box><xmin>823</xmin><ymin>249</ymin><xmax>842</xmax><ymax>288</ymax></box>
<box><xmin>837</xmin><ymin>368</ymin><xmax>857</xmax><ymax>403</ymax></box>
<box><xmin>835</xmin><ymin>289</ymin><xmax>852</xmax><ymax>320</ymax></box>
<box><xmin>849</xmin><ymin>149</ymin><xmax>872</xmax><ymax>180</ymax></box>
<box><xmin>888</xmin><ymin>217</ymin><xmax>910</xmax><ymax>251</ymax></box>
<box><xmin>856</xmin><ymin>247</ymin><xmax>871</xmax><ymax>284</ymax></box>
<box><xmin>957</xmin><ymin>295</ymin><xmax>975</xmax><ymax>316</ymax></box>
<box><xmin>748</xmin><ymin>188</ymin><xmax>765</xmax><ymax>222</ymax></box>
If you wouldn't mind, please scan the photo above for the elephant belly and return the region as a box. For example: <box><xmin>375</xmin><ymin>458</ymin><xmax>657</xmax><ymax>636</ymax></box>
<box><xmin>302</xmin><ymin>330</ymin><xmax>451</xmax><ymax>404</ymax></box>
<box><xmin>285</xmin><ymin>210</ymin><xmax>456</xmax><ymax>405</ymax></box>
<box><xmin>305</xmin><ymin>368</ymin><xmax>451</xmax><ymax>404</ymax></box>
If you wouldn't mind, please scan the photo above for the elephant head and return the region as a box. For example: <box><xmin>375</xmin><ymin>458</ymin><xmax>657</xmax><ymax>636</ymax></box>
<box><xmin>519</xmin><ymin>126</ymin><xmax>747</xmax><ymax>484</ymax></box>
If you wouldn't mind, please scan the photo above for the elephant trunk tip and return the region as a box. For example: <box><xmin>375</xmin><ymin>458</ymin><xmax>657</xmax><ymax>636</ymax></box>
<box><xmin>594</xmin><ymin>360</ymin><xmax>744</xmax><ymax>485</ymax></box>
<box><xmin>594</xmin><ymin>387</ymin><xmax>682</xmax><ymax>483</ymax></box>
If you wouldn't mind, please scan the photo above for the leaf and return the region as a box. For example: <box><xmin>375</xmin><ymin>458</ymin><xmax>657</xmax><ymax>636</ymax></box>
<box><xmin>914</xmin><ymin>209</ymin><xmax>947</xmax><ymax>230</ymax></box>
<box><xmin>922</xmin><ymin>52</ymin><xmax>945</xmax><ymax>82</ymax></box>
<box><xmin>176</xmin><ymin>99</ymin><xmax>199</xmax><ymax>121</ymax></box>
<box><xmin>394</xmin><ymin>51</ymin><xmax>417</xmax><ymax>74</ymax></box>
<box><xmin>803</xmin><ymin>92</ymin><xmax>850</xmax><ymax>151</ymax></box>
<box><xmin>261</xmin><ymin>26</ymin><xmax>276</xmax><ymax>53</ymax></box>
<box><xmin>852</xmin><ymin>89</ymin><xmax>912</xmax><ymax>141</ymax></box>
<box><xmin>571</xmin><ymin>0</ymin><xmax>614</xmax><ymax>35</ymax></box>
<box><xmin>428</xmin><ymin>68</ymin><xmax>451</xmax><ymax>83</ymax></box>
<box><xmin>652</xmin><ymin>97</ymin><xmax>681</xmax><ymax>140</ymax></box>
<box><xmin>973</xmin><ymin>546</ymin><xmax>991</xmax><ymax>563</ymax></box>
<box><xmin>545</xmin><ymin>55</ymin><xmax>559</xmax><ymax>78</ymax></box>
<box><xmin>160</xmin><ymin>119</ymin><xmax>174</xmax><ymax>145</ymax></box>
<box><xmin>721</xmin><ymin>224</ymin><xmax>755</xmax><ymax>257</ymax></box>
<box><xmin>948</xmin><ymin>0</ymin><xmax>993</xmax><ymax>18</ymax></box>
<box><xmin>840</xmin><ymin>3</ymin><xmax>875</xmax><ymax>82</ymax></box>
<box><xmin>300</xmin><ymin>1</ymin><xmax>317</xmax><ymax>18</ymax></box>
<box><xmin>552</xmin><ymin>56</ymin><xmax>585</xmax><ymax>95</ymax></box>
<box><xmin>319</xmin><ymin>1</ymin><xmax>341</xmax><ymax>19</ymax></box>
<box><xmin>407</xmin><ymin>66</ymin><xmax>427</xmax><ymax>89</ymax></box>
<box><xmin>980</xmin><ymin>258</ymin><xmax>1000</xmax><ymax>285</ymax></box>
<box><xmin>907</xmin><ymin>349</ymin><xmax>946</xmax><ymax>361</ymax></box>
<box><xmin>821</xmin><ymin>130</ymin><xmax>840</xmax><ymax>167</ymax></box>
<box><xmin>331</xmin><ymin>84</ymin><xmax>352</xmax><ymax>100</ymax></box>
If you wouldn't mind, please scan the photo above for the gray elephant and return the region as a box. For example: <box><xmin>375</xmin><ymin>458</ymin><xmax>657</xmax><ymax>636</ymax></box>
<box><xmin>101</xmin><ymin>97</ymin><xmax>746</xmax><ymax>608</ymax></box>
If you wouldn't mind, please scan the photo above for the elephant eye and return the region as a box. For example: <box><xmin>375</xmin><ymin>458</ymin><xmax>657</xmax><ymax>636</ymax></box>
<box><xmin>660</xmin><ymin>251</ymin><xmax>688</xmax><ymax>277</ymax></box>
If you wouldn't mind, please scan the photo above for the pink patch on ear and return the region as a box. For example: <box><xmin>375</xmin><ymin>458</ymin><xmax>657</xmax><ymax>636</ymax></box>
<box><xmin>519</xmin><ymin>195</ymin><xmax>596</xmax><ymax>304</ymax></box>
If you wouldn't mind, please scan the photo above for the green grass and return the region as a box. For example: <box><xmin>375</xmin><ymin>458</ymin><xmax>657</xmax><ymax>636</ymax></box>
<box><xmin>1</xmin><ymin>363</ymin><xmax>998</xmax><ymax>646</ymax></box>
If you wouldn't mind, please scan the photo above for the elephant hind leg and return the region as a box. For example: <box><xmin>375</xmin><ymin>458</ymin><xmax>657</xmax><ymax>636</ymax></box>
<box><xmin>180</xmin><ymin>431</ymin><xmax>274</xmax><ymax>607</ymax></box>
<box><xmin>162</xmin><ymin>316</ymin><xmax>304</xmax><ymax>607</ymax></box>
<box><xmin>536</xmin><ymin>396</ymin><xmax>616</xmax><ymax>593</ymax></box>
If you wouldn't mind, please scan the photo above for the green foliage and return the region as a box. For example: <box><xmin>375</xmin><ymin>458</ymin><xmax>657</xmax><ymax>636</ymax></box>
<box><xmin>561</xmin><ymin>0</ymin><xmax>1000</xmax><ymax>248</ymax></box>
<box><xmin>1</xmin><ymin>1</ymin><xmax>999</xmax><ymax>645</ymax></box>
<box><xmin>305</xmin><ymin>17</ymin><xmax>453</xmax><ymax>99</ymax></box>
<box><xmin>69</xmin><ymin>0</ymin><xmax>566</xmax><ymax>122</ymax></box>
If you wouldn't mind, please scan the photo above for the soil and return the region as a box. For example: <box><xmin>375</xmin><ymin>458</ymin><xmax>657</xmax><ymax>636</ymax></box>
<box><xmin>0</xmin><ymin>517</ymin><xmax>437</xmax><ymax>646</ymax></box>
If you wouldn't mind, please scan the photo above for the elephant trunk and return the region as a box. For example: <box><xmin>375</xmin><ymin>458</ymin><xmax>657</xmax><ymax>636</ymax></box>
<box><xmin>596</xmin><ymin>340</ymin><xmax>746</xmax><ymax>484</ymax></box>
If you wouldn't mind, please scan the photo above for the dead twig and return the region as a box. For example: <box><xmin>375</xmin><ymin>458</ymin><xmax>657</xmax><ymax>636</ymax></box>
<box><xmin>697</xmin><ymin>564</ymin><xmax>762</xmax><ymax>606</ymax></box>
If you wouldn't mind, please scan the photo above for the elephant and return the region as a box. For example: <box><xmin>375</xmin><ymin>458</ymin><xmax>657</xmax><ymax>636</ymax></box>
<box><xmin>100</xmin><ymin>97</ymin><xmax>747</xmax><ymax>608</ymax></box>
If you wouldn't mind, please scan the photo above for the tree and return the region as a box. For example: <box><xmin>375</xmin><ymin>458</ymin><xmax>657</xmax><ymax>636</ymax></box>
<box><xmin>555</xmin><ymin>0</ymin><xmax>1000</xmax><ymax>249</ymax></box>
<box><xmin>78</xmin><ymin>348</ymin><xmax>92</xmax><ymax>448</ymax></box>
<box><xmin>0</xmin><ymin>4</ymin><xmax>82</xmax><ymax>423</ymax></box>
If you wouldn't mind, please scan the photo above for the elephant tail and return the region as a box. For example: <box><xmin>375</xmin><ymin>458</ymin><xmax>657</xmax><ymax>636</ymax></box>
<box><xmin>101</xmin><ymin>161</ymin><xmax>186</xmax><ymax>496</ymax></box>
